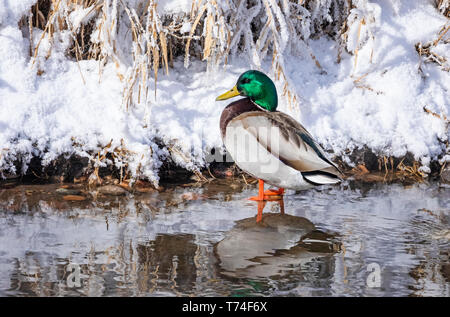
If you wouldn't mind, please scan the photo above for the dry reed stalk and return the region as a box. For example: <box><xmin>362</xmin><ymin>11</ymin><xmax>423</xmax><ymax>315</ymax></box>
<box><xmin>116</xmin><ymin>0</ymin><xmax>171</xmax><ymax>106</ymax></box>
<box><xmin>423</xmin><ymin>106</ymin><xmax>449</xmax><ymax>123</ymax></box>
<box><xmin>433</xmin><ymin>24</ymin><xmax>449</xmax><ymax>46</ymax></box>
<box><xmin>416</xmin><ymin>42</ymin><xmax>449</xmax><ymax>71</ymax></box>
<box><xmin>168</xmin><ymin>144</ymin><xmax>207</xmax><ymax>182</ymax></box>
<box><xmin>416</xmin><ymin>22</ymin><xmax>450</xmax><ymax>71</ymax></box>
<box><xmin>203</xmin><ymin>13</ymin><xmax>214</xmax><ymax>60</ymax></box>
<box><xmin>261</xmin><ymin>0</ymin><xmax>301</xmax><ymax>110</ymax></box>
<box><xmin>396</xmin><ymin>161</ymin><xmax>426</xmax><ymax>182</ymax></box>
<box><xmin>32</xmin><ymin>0</ymin><xmax>62</xmax><ymax>66</ymax></box>
<box><xmin>352</xmin><ymin>18</ymin><xmax>364</xmax><ymax>73</ymax></box>
<box><xmin>436</xmin><ymin>0</ymin><xmax>450</xmax><ymax>17</ymax></box>
<box><xmin>185</xmin><ymin>4</ymin><xmax>207</xmax><ymax>67</ymax></box>
<box><xmin>352</xmin><ymin>72</ymin><xmax>383</xmax><ymax>94</ymax></box>
<box><xmin>159</xmin><ymin>32</ymin><xmax>169</xmax><ymax>74</ymax></box>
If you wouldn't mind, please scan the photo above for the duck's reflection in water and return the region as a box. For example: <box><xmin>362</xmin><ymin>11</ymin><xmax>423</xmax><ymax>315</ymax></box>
<box><xmin>215</xmin><ymin>200</ymin><xmax>341</xmax><ymax>280</ymax></box>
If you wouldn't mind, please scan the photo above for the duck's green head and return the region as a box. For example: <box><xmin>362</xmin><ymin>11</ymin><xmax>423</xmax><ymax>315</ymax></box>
<box><xmin>216</xmin><ymin>70</ymin><xmax>278</xmax><ymax>111</ymax></box>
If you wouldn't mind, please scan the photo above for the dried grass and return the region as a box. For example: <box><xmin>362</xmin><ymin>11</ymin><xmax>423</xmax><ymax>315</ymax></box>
<box><xmin>360</xmin><ymin>156</ymin><xmax>428</xmax><ymax>183</ymax></box>
<box><xmin>435</xmin><ymin>0</ymin><xmax>450</xmax><ymax>17</ymax></box>
<box><xmin>24</xmin><ymin>0</ymin><xmax>449</xmax><ymax>112</ymax></box>
<box><xmin>416</xmin><ymin>23</ymin><xmax>450</xmax><ymax>72</ymax></box>
<box><xmin>396</xmin><ymin>160</ymin><xmax>426</xmax><ymax>183</ymax></box>
<box><xmin>71</xmin><ymin>136</ymin><xmax>136</xmax><ymax>186</ymax></box>
<box><xmin>28</xmin><ymin>0</ymin><xmax>352</xmax><ymax>112</ymax></box>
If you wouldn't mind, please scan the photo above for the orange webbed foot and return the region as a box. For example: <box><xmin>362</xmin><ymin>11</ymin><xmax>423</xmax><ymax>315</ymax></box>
<box><xmin>249</xmin><ymin>195</ymin><xmax>265</xmax><ymax>201</ymax></box>
<box><xmin>262</xmin><ymin>188</ymin><xmax>284</xmax><ymax>200</ymax></box>
<box><xmin>248</xmin><ymin>180</ymin><xmax>285</xmax><ymax>201</ymax></box>
<box><xmin>264</xmin><ymin>188</ymin><xmax>285</xmax><ymax>195</ymax></box>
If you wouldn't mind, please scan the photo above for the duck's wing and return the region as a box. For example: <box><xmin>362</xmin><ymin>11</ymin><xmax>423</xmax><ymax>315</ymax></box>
<box><xmin>231</xmin><ymin>111</ymin><xmax>342</xmax><ymax>185</ymax></box>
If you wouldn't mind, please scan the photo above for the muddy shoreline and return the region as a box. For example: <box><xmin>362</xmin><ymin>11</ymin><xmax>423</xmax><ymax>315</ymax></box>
<box><xmin>0</xmin><ymin>167</ymin><xmax>449</xmax><ymax>216</ymax></box>
<box><xmin>1</xmin><ymin>146</ymin><xmax>449</xmax><ymax>190</ymax></box>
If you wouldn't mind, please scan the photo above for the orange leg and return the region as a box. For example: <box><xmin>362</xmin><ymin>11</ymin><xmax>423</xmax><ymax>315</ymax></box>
<box><xmin>249</xmin><ymin>179</ymin><xmax>265</xmax><ymax>201</ymax></box>
<box><xmin>279</xmin><ymin>198</ymin><xmax>285</xmax><ymax>215</ymax></box>
<box><xmin>256</xmin><ymin>201</ymin><xmax>267</xmax><ymax>223</ymax></box>
<box><xmin>255</xmin><ymin>194</ymin><xmax>284</xmax><ymax>223</ymax></box>
<box><xmin>249</xmin><ymin>179</ymin><xmax>284</xmax><ymax>201</ymax></box>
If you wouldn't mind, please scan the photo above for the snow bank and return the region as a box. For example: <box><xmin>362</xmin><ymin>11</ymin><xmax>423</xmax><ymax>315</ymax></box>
<box><xmin>0</xmin><ymin>0</ymin><xmax>36</xmax><ymax>26</ymax></box>
<box><xmin>293</xmin><ymin>1</ymin><xmax>449</xmax><ymax>172</ymax></box>
<box><xmin>0</xmin><ymin>0</ymin><xmax>448</xmax><ymax>184</ymax></box>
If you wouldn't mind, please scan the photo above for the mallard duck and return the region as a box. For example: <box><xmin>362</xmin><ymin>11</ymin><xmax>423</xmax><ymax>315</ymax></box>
<box><xmin>216</xmin><ymin>70</ymin><xmax>342</xmax><ymax>201</ymax></box>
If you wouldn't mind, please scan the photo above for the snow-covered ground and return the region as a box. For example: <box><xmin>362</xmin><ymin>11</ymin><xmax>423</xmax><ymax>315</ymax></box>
<box><xmin>0</xmin><ymin>0</ymin><xmax>449</xmax><ymax>185</ymax></box>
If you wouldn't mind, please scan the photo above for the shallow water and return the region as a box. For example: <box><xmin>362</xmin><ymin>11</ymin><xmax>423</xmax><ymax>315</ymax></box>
<box><xmin>0</xmin><ymin>179</ymin><xmax>449</xmax><ymax>297</ymax></box>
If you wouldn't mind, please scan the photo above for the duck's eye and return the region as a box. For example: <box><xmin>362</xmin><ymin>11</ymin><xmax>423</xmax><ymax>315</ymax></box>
<box><xmin>242</xmin><ymin>78</ymin><xmax>250</xmax><ymax>84</ymax></box>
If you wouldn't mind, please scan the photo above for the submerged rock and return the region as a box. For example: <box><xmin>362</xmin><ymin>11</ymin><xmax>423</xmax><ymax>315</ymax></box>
<box><xmin>63</xmin><ymin>195</ymin><xmax>86</xmax><ymax>201</ymax></box>
<box><xmin>441</xmin><ymin>165</ymin><xmax>450</xmax><ymax>184</ymax></box>
<box><xmin>133</xmin><ymin>180</ymin><xmax>158</xmax><ymax>193</ymax></box>
<box><xmin>97</xmin><ymin>185</ymin><xmax>128</xmax><ymax>196</ymax></box>
<box><xmin>55</xmin><ymin>188</ymin><xmax>82</xmax><ymax>195</ymax></box>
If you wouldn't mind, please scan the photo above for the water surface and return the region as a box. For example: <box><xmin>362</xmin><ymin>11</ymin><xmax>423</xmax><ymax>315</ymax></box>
<box><xmin>0</xmin><ymin>180</ymin><xmax>448</xmax><ymax>296</ymax></box>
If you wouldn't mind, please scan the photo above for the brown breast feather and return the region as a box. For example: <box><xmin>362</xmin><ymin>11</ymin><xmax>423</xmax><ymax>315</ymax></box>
<box><xmin>219</xmin><ymin>98</ymin><xmax>261</xmax><ymax>138</ymax></box>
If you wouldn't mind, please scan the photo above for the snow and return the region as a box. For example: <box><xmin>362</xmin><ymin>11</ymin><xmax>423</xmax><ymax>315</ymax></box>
<box><xmin>156</xmin><ymin>0</ymin><xmax>192</xmax><ymax>15</ymax></box>
<box><xmin>68</xmin><ymin>4</ymin><xmax>97</xmax><ymax>31</ymax></box>
<box><xmin>179</xmin><ymin>21</ymin><xmax>192</xmax><ymax>34</ymax></box>
<box><xmin>0</xmin><ymin>0</ymin><xmax>449</xmax><ymax>184</ymax></box>
<box><xmin>0</xmin><ymin>0</ymin><xmax>36</xmax><ymax>26</ymax></box>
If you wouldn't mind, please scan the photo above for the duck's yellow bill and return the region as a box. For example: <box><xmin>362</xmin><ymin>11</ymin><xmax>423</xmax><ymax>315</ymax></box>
<box><xmin>215</xmin><ymin>85</ymin><xmax>240</xmax><ymax>101</ymax></box>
